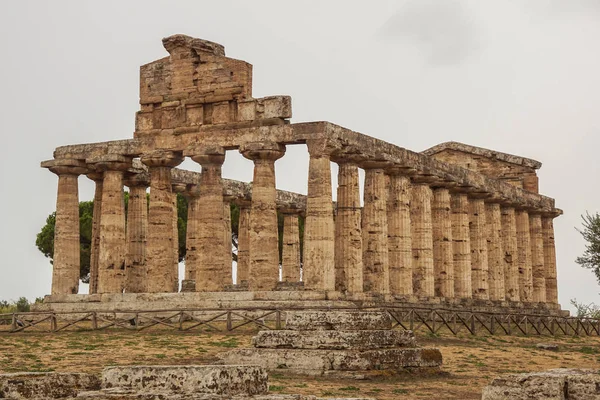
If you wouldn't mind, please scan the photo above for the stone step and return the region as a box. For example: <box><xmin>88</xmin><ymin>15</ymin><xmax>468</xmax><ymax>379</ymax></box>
<box><xmin>219</xmin><ymin>348</ymin><xmax>442</xmax><ymax>375</ymax></box>
<box><xmin>101</xmin><ymin>365</ymin><xmax>267</xmax><ymax>396</ymax></box>
<box><xmin>284</xmin><ymin>311</ymin><xmax>392</xmax><ymax>331</ymax></box>
<box><xmin>0</xmin><ymin>372</ymin><xmax>100</xmax><ymax>399</ymax></box>
<box><xmin>252</xmin><ymin>329</ymin><xmax>415</xmax><ymax>350</ymax></box>
<box><xmin>77</xmin><ymin>389</ymin><xmax>374</xmax><ymax>399</ymax></box>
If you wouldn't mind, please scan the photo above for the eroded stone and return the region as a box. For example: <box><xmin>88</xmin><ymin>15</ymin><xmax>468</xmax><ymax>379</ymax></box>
<box><xmin>284</xmin><ymin>311</ymin><xmax>393</xmax><ymax>331</ymax></box>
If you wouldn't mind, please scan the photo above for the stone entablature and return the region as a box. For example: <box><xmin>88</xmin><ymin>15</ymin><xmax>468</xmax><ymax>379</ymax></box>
<box><xmin>41</xmin><ymin>34</ymin><xmax>563</xmax><ymax>311</ymax></box>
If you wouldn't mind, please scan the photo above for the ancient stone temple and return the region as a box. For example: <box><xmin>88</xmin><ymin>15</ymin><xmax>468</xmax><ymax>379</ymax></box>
<box><xmin>39</xmin><ymin>34</ymin><xmax>563</xmax><ymax>314</ymax></box>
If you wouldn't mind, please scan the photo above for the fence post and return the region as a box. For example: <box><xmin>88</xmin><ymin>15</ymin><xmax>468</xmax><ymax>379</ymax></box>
<box><xmin>11</xmin><ymin>313</ymin><xmax>16</xmax><ymax>331</ymax></box>
<box><xmin>276</xmin><ymin>310</ymin><xmax>281</xmax><ymax>330</ymax></box>
<box><xmin>91</xmin><ymin>312</ymin><xmax>98</xmax><ymax>330</ymax></box>
<box><xmin>51</xmin><ymin>314</ymin><xmax>57</xmax><ymax>331</ymax></box>
<box><xmin>226</xmin><ymin>311</ymin><xmax>232</xmax><ymax>331</ymax></box>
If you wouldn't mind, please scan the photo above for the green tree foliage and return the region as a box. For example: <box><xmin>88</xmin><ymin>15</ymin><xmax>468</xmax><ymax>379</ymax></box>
<box><xmin>570</xmin><ymin>299</ymin><xmax>600</xmax><ymax>319</ymax></box>
<box><xmin>575</xmin><ymin>212</ymin><xmax>600</xmax><ymax>285</ymax></box>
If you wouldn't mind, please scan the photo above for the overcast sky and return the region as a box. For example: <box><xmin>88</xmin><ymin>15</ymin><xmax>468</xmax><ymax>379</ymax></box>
<box><xmin>1</xmin><ymin>1</ymin><xmax>599</xmax><ymax>312</ymax></box>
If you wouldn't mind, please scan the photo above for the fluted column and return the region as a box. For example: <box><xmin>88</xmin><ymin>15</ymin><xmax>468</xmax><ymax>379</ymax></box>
<box><xmin>223</xmin><ymin>196</ymin><xmax>233</xmax><ymax>283</ymax></box>
<box><xmin>501</xmin><ymin>206</ymin><xmax>520</xmax><ymax>301</ymax></box>
<box><xmin>469</xmin><ymin>197</ymin><xmax>489</xmax><ymax>300</ymax></box>
<box><xmin>171</xmin><ymin>183</ymin><xmax>187</xmax><ymax>292</ymax></box>
<box><xmin>432</xmin><ymin>187</ymin><xmax>454</xmax><ymax>298</ymax></box>
<box><xmin>44</xmin><ymin>159</ymin><xmax>87</xmax><ymax>295</ymax></box>
<box><xmin>362</xmin><ymin>164</ymin><xmax>390</xmax><ymax>295</ymax></box>
<box><xmin>486</xmin><ymin>201</ymin><xmax>505</xmax><ymax>301</ymax></box>
<box><xmin>183</xmin><ymin>183</ymin><xmax>200</xmax><ymax>287</ymax></box>
<box><xmin>516</xmin><ymin>209</ymin><xmax>533</xmax><ymax>302</ymax></box>
<box><xmin>451</xmin><ymin>192</ymin><xmax>472</xmax><ymax>298</ymax></box>
<box><xmin>124</xmin><ymin>175</ymin><xmax>149</xmax><ymax>293</ymax></box>
<box><xmin>282</xmin><ymin>209</ymin><xmax>301</xmax><ymax>282</ymax></box>
<box><xmin>184</xmin><ymin>146</ymin><xmax>226</xmax><ymax>292</ymax></box>
<box><xmin>410</xmin><ymin>181</ymin><xmax>434</xmax><ymax>297</ymax></box>
<box><xmin>241</xmin><ymin>142</ymin><xmax>285</xmax><ymax>291</ymax></box>
<box><xmin>141</xmin><ymin>150</ymin><xmax>183</xmax><ymax>293</ymax></box>
<box><xmin>87</xmin><ymin>171</ymin><xmax>103</xmax><ymax>295</ymax></box>
<box><xmin>90</xmin><ymin>155</ymin><xmax>132</xmax><ymax>294</ymax></box>
<box><xmin>236</xmin><ymin>201</ymin><xmax>251</xmax><ymax>285</ymax></box>
<box><xmin>387</xmin><ymin>171</ymin><xmax>413</xmax><ymax>296</ymax></box>
<box><xmin>542</xmin><ymin>213</ymin><xmax>559</xmax><ymax>304</ymax></box>
<box><xmin>530</xmin><ymin>212</ymin><xmax>546</xmax><ymax>303</ymax></box>
<box><xmin>303</xmin><ymin>139</ymin><xmax>336</xmax><ymax>291</ymax></box>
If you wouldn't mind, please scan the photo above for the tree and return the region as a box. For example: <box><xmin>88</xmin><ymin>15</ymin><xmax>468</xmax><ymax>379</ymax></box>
<box><xmin>575</xmin><ymin>212</ymin><xmax>600</xmax><ymax>285</ymax></box>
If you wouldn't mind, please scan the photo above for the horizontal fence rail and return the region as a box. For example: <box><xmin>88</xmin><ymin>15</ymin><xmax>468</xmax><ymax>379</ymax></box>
<box><xmin>1</xmin><ymin>306</ymin><xmax>598</xmax><ymax>337</ymax></box>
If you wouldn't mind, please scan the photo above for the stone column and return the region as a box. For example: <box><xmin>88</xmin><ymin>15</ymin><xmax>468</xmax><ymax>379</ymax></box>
<box><xmin>182</xmin><ymin>183</ymin><xmax>200</xmax><ymax>291</ymax></box>
<box><xmin>515</xmin><ymin>209</ymin><xmax>533</xmax><ymax>302</ymax></box>
<box><xmin>432</xmin><ymin>186</ymin><xmax>454</xmax><ymax>298</ymax></box>
<box><xmin>362</xmin><ymin>163</ymin><xmax>390</xmax><ymax>295</ymax></box>
<box><xmin>387</xmin><ymin>171</ymin><xmax>413</xmax><ymax>296</ymax></box>
<box><xmin>240</xmin><ymin>142</ymin><xmax>285</xmax><ymax>291</ymax></box>
<box><xmin>281</xmin><ymin>209</ymin><xmax>301</xmax><ymax>282</ymax></box>
<box><xmin>43</xmin><ymin>159</ymin><xmax>87</xmax><ymax>295</ymax></box>
<box><xmin>333</xmin><ymin>161</ymin><xmax>363</xmax><ymax>293</ymax></box>
<box><xmin>501</xmin><ymin>206</ymin><xmax>520</xmax><ymax>302</ymax></box>
<box><xmin>303</xmin><ymin>139</ymin><xmax>336</xmax><ymax>291</ymax></box>
<box><xmin>486</xmin><ymin>201</ymin><xmax>505</xmax><ymax>301</ymax></box>
<box><xmin>141</xmin><ymin>150</ymin><xmax>183</xmax><ymax>293</ymax></box>
<box><xmin>89</xmin><ymin>155</ymin><xmax>132</xmax><ymax>294</ymax></box>
<box><xmin>223</xmin><ymin>196</ymin><xmax>234</xmax><ymax>283</ymax></box>
<box><xmin>530</xmin><ymin>212</ymin><xmax>546</xmax><ymax>303</ymax></box>
<box><xmin>123</xmin><ymin>174</ymin><xmax>149</xmax><ymax>293</ymax></box>
<box><xmin>410</xmin><ymin>180</ymin><xmax>434</xmax><ymax>297</ymax></box>
<box><xmin>236</xmin><ymin>201</ymin><xmax>251</xmax><ymax>285</ymax></box>
<box><xmin>469</xmin><ymin>196</ymin><xmax>489</xmax><ymax>300</ymax></box>
<box><xmin>171</xmin><ymin>183</ymin><xmax>187</xmax><ymax>292</ymax></box>
<box><xmin>542</xmin><ymin>213</ymin><xmax>559</xmax><ymax>304</ymax></box>
<box><xmin>451</xmin><ymin>191</ymin><xmax>472</xmax><ymax>299</ymax></box>
<box><xmin>86</xmin><ymin>171</ymin><xmax>103</xmax><ymax>295</ymax></box>
<box><xmin>184</xmin><ymin>146</ymin><xmax>226</xmax><ymax>292</ymax></box>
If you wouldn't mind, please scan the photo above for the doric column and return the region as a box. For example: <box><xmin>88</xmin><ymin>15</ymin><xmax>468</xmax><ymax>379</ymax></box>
<box><xmin>171</xmin><ymin>183</ymin><xmax>187</xmax><ymax>292</ymax></box>
<box><xmin>542</xmin><ymin>212</ymin><xmax>560</xmax><ymax>304</ymax></box>
<box><xmin>43</xmin><ymin>159</ymin><xmax>87</xmax><ymax>295</ymax></box>
<box><xmin>362</xmin><ymin>163</ymin><xmax>390</xmax><ymax>295</ymax></box>
<box><xmin>236</xmin><ymin>201</ymin><xmax>251</xmax><ymax>285</ymax></box>
<box><xmin>486</xmin><ymin>201</ymin><xmax>505</xmax><ymax>301</ymax></box>
<box><xmin>89</xmin><ymin>155</ymin><xmax>132</xmax><ymax>294</ymax></box>
<box><xmin>501</xmin><ymin>206</ymin><xmax>520</xmax><ymax>301</ymax></box>
<box><xmin>141</xmin><ymin>150</ymin><xmax>183</xmax><ymax>293</ymax></box>
<box><xmin>387</xmin><ymin>171</ymin><xmax>413</xmax><ymax>296</ymax></box>
<box><xmin>281</xmin><ymin>209</ymin><xmax>301</xmax><ymax>282</ymax></box>
<box><xmin>469</xmin><ymin>196</ymin><xmax>489</xmax><ymax>300</ymax></box>
<box><xmin>184</xmin><ymin>146</ymin><xmax>226</xmax><ymax>292</ymax></box>
<box><xmin>515</xmin><ymin>209</ymin><xmax>533</xmax><ymax>302</ymax></box>
<box><xmin>86</xmin><ymin>171</ymin><xmax>103</xmax><ymax>295</ymax></box>
<box><xmin>123</xmin><ymin>173</ymin><xmax>149</xmax><ymax>293</ymax></box>
<box><xmin>333</xmin><ymin>160</ymin><xmax>363</xmax><ymax>293</ymax></box>
<box><xmin>410</xmin><ymin>180</ymin><xmax>434</xmax><ymax>297</ymax></box>
<box><xmin>240</xmin><ymin>142</ymin><xmax>285</xmax><ymax>291</ymax></box>
<box><xmin>183</xmin><ymin>183</ymin><xmax>200</xmax><ymax>287</ymax></box>
<box><xmin>451</xmin><ymin>191</ymin><xmax>472</xmax><ymax>298</ymax></box>
<box><xmin>432</xmin><ymin>186</ymin><xmax>454</xmax><ymax>298</ymax></box>
<box><xmin>303</xmin><ymin>139</ymin><xmax>336</xmax><ymax>291</ymax></box>
<box><xmin>530</xmin><ymin>212</ymin><xmax>546</xmax><ymax>303</ymax></box>
<box><xmin>223</xmin><ymin>196</ymin><xmax>234</xmax><ymax>283</ymax></box>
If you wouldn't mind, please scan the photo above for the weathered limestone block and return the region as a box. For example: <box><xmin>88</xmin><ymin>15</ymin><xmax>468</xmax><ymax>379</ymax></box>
<box><xmin>362</xmin><ymin>165</ymin><xmax>390</xmax><ymax>294</ymax></box>
<box><xmin>482</xmin><ymin>369</ymin><xmax>600</xmax><ymax>400</ymax></box>
<box><xmin>102</xmin><ymin>365</ymin><xmax>268</xmax><ymax>396</ymax></box>
<box><xmin>124</xmin><ymin>182</ymin><xmax>148</xmax><ymax>293</ymax></box>
<box><xmin>241</xmin><ymin>142</ymin><xmax>285</xmax><ymax>291</ymax></box>
<box><xmin>516</xmin><ymin>209</ymin><xmax>533</xmax><ymax>302</ymax></box>
<box><xmin>334</xmin><ymin>162</ymin><xmax>363</xmax><ymax>293</ymax></box>
<box><xmin>141</xmin><ymin>150</ymin><xmax>183</xmax><ymax>293</ymax></box>
<box><xmin>303</xmin><ymin>139</ymin><xmax>336</xmax><ymax>291</ymax></box>
<box><xmin>285</xmin><ymin>311</ymin><xmax>393</xmax><ymax>331</ymax></box>
<box><xmin>530</xmin><ymin>213</ymin><xmax>546</xmax><ymax>303</ymax></box>
<box><xmin>451</xmin><ymin>192</ymin><xmax>472</xmax><ymax>298</ymax></box>
<box><xmin>387</xmin><ymin>173</ymin><xmax>412</xmax><ymax>296</ymax></box>
<box><xmin>486</xmin><ymin>202</ymin><xmax>505</xmax><ymax>301</ymax></box>
<box><xmin>236</xmin><ymin>202</ymin><xmax>251</xmax><ymax>284</ymax></box>
<box><xmin>0</xmin><ymin>372</ymin><xmax>100</xmax><ymax>398</ymax></box>
<box><xmin>281</xmin><ymin>211</ymin><xmax>301</xmax><ymax>282</ymax></box>
<box><xmin>87</xmin><ymin>171</ymin><xmax>103</xmax><ymax>295</ymax></box>
<box><xmin>501</xmin><ymin>206</ymin><xmax>520</xmax><ymax>302</ymax></box>
<box><xmin>542</xmin><ymin>215</ymin><xmax>559</xmax><ymax>303</ymax></box>
<box><xmin>469</xmin><ymin>197</ymin><xmax>489</xmax><ymax>300</ymax></box>
<box><xmin>410</xmin><ymin>182</ymin><xmax>434</xmax><ymax>297</ymax></box>
<box><xmin>252</xmin><ymin>330</ymin><xmax>416</xmax><ymax>350</ymax></box>
<box><xmin>432</xmin><ymin>187</ymin><xmax>454</xmax><ymax>298</ymax></box>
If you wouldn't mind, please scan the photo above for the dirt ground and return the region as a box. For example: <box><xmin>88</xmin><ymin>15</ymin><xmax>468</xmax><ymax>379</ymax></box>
<box><xmin>1</xmin><ymin>327</ymin><xmax>599</xmax><ymax>399</ymax></box>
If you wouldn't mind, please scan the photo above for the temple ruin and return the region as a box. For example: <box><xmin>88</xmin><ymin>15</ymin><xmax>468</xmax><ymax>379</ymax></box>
<box><xmin>39</xmin><ymin>34</ymin><xmax>563</xmax><ymax>315</ymax></box>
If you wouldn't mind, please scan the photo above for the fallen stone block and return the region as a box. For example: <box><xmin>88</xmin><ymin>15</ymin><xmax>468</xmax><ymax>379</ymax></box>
<box><xmin>0</xmin><ymin>372</ymin><xmax>100</xmax><ymax>399</ymax></box>
<box><xmin>284</xmin><ymin>311</ymin><xmax>392</xmax><ymax>331</ymax></box>
<box><xmin>252</xmin><ymin>329</ymin><xmax>415</xmax><ymax>350</ymax></box>
<box><xmin>535</xmin><ymin>343</ymin><xmax>559</xmax><ymax>351</ymax></box>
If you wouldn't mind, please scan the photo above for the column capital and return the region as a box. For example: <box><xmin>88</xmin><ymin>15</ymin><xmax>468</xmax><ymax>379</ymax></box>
<box><xmin>124</xmin><ymin>172</ymin><xmax>150</xmax><ymax>188</ymax></box>
<box><xmin>171</xmin><ymin>181</ymin><xmax>187</xmax><ymax>193</ymax></box>
<box><xmin>184</xmin><ymin>145</ymin><xmax>225</xmax><ymax>165</ymax></box>
<box><xmin>360</xmin><ymin>159</ymin><xmax>394</xmax><ymax>170</ymax></box>
<box><xmin>385</xmin><ymin>165</ymin><xmax>417</xmax><ymax>176</ymax></box>
<box><xmin>240</xmin><ymin>141</ymin><xmax>285</xmax><ymax>161</ymax></box>
<box><xmin>87</xmin><ymin>154</ymin><xmax>132</xmax><ymax>172</ymax></box>
<box><xmin>542</xmin><ymin>208</ymin><xmax>563</xmax><ymax>219</ymax></box>
<box><xmin>141</xmin><ymin>150</ymin><xmax>184</xmax><ymax>168</ymax></box>
<box><xmin>306</xmin><ymin>138</ymin><xmax>339</xmax><ymax>158</ymax></box>
<box><xmin>42</xmin><ymin>159</ymin><xmax>88</xmax><ymax>176</ymax></box>
<box><xmin>279</xmin><ymin>206</ymin><xmax>304</xmax><ymax>216</ymax></box>
<box><xmin>86</xmin><ymin>171</ymin><xmax>104</xmax><ymax>182</ymax></box>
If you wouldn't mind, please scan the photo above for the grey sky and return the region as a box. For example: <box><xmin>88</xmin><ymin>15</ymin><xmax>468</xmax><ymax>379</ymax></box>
<box><xmin>1</xmin><ymin>1</ymin><xmax>598</xmax><ymax>312</ymax></box>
